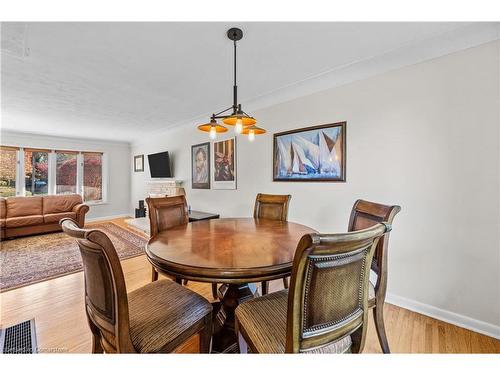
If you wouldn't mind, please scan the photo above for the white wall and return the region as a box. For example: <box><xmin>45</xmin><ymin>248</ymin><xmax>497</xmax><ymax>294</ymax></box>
<box><xmin>132</xmin><ymin>41</ymin><xmax>500</xmax><ymax>336</ymax></box>
<box><xmin>0</xmin><ymin>131</ymin><xmax>131</xmax><ymax>220</ymax></box>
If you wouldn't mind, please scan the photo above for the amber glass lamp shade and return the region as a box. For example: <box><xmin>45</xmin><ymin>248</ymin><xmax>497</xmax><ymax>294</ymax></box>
<box><xmin>197</xmin><ymin>122</ymin><xmax>228</xmax><ymax>133</ymax></box>
<box><xmin>198</xmin><ymin>120</ymin><xmax>228</xmax><ymax>139</ymax></box>
<box><xmin>222</xmin><ymin>115</ymin><xmax>256</xmax><ymax>126</ymax></box>
<box><xmin>241</xmin><ymin>125</ymin><xmax>266</xmax><ymax>141</ymax></box>
<box><xmin>241</xmin><ymin>125</ymin><xmax>266</xmax><ymax>135</ymax></box>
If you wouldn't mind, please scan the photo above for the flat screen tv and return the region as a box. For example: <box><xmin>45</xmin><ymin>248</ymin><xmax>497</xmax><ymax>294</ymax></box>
<box><xmin>148</xmin><ymin>151</ymin><xmax>172</xmax><ymax>178</ymax></box>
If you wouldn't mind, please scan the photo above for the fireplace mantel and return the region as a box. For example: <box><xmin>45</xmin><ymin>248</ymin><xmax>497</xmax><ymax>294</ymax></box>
<box><xmin>146</xmin><ymin>179</ymin><xmax>184</xmax><ymax>197</ymax></box>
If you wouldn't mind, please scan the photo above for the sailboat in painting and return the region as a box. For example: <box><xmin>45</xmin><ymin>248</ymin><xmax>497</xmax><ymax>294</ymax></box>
<box><xmin>319</xmin><ymin>130</ymin><xmax>341</xmax><ymax>175</ymax></box>
<box><xmin>274</xmin><ymin>123</ymin><xmax>345</xmax><ymax>181</ymax></box>
<box><xmin>277</xmin><ymin>138</ymin><xmax>293</xmax><ymax>176</ymax></box>
<box><xmin>293</xmin><ymin>135</ymin><xmax>320</xmax><ymax>170</ymax></box>
<box><xmin>292</xmin><ymin>141</ymin><xmax>315</xmax><ymax>174</ymax></box>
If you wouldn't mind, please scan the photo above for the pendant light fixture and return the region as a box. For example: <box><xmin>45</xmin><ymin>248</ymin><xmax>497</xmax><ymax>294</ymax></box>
<box><xmin>197</xmin><ymin>28</ymin><xmax>265</xmax><ymax>139</ymax></box>
<box><xmin>197</xmin><ymin>117</ymin><xmax>229</xmax><ymax>139</ymax></box>
<box><xmin>241</xmin><ymin>125</ymin><xmax>266</xmax><ymax>142</ymax></box>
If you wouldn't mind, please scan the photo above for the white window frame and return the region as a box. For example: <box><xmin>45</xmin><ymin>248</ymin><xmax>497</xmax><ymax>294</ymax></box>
<box><xmin>4</xmin><ymin>146</ymin><xmax>108</xmax><ymax>205</ymax></box>
<box><xmin>16</xmin><ymin>148</ymin><xmax>24</xmax><ymax>196</ymax></box>
<box><xmin>48</xmin><ymin>151</ymin><xmax>57</xmax><ymax>195</ymax></box>
<box><xmin>76</xmin><ymin>152</ymin><xmax>83</xmax><ymax>196</ymax></box>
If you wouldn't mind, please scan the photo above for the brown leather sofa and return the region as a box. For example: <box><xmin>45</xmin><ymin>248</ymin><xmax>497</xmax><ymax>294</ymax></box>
<box><xmin>0</xmin><ymin>194</ymin><xmax>89</xmax><ymax>239</ymax></box>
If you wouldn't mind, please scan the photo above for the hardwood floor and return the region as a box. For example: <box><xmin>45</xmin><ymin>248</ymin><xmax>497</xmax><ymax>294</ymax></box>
<box><xmin>0</xmin><ymin>217</ymin><xmax>499</xmax><ymax>354</ymax></box>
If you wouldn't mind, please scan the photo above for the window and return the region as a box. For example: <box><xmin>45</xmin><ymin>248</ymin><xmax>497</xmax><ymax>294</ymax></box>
<box><xmin>83</xmin><ymin>153</ymin><xmax>103</xmax><ymax>202</ymax></box>
<box><xmin>56</xmin><ymin>152</ymin><xmax>78</xmax><ymax>195</ymax></box>
<box><xmin>24</xmin><ymin>149</ymin><xmax>49</xmax><ymax>196</ymax></box>
<box><xmin>0</xmin><ymin>145</ymin><xmax>105</xmax><ymax>203</ymax></box>
<box><xmin>0</xmin><ymin>147</ymin><xmax>18</xmax><ymax>197</ymax></box>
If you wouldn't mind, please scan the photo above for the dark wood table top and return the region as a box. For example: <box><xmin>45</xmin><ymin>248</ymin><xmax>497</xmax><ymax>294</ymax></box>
<box><xmin>145</xmin><ymin>217</ymin><xmax>316</xmax><ymax>283</ymax></box>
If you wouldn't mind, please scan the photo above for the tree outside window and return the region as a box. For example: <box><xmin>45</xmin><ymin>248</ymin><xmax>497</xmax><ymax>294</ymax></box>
<box><xmin>56</xmin><ymin>153</ymin><xmax>77</xmax><ymax>194</ymax></box>
<box><xmin>24</xmin><ymin>150</ymin><xmax>49</xmax><ymax>196</ymax></box>
<box><xmin>83</xmin><ymin>153</ymin><xmax>102</xmax><ymax>202</ymax></box>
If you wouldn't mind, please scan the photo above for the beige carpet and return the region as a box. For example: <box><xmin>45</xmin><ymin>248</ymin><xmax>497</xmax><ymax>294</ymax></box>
<box><xmin>0</xmin><ymin>222</ymin><xmax>147</xmax><ymax>292</ymax></box>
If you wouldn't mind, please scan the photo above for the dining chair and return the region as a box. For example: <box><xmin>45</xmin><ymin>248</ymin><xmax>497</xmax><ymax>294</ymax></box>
<box><xmin>60</xmin><ymin>218</ymin><xmax>213</xmax><ymax>353</ymax></box>
<box><xmin>235</xmin><ymin>222</ymin><xmax>391</xmax><ymax>354</ymax></box>
<box><xmin>348</xmin><ymin>199</ymin><xmax>401</xmax><ymax>353</ymax></box>
<box><xmin>147</xmin><ymin>195</ymin><xmax>219</xmax><ymax>300</ymax></box>
<box><xmin>146</xmin><ymin>196</ymin><xmax>189</xmax><ymax>283</ymax></box>
<box><xmin>254</xmin><ymin>193</ymin><xmax>292</xmax><ymax>295</ymax></box>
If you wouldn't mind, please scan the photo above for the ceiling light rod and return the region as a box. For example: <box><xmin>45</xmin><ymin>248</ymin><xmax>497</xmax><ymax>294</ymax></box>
<box><xmin>233</xmin><ymin>31</ymin><xmax>238</xmax><ymax>111</ymax></box>
<box><xmin>209</xmin><ymin>28</ymin><xmax>244</xmax><ymax>120</ymax></box>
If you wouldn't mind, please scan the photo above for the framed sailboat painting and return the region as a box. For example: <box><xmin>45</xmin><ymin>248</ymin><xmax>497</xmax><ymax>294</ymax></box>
<box><xmin>273</xmin><ymin>122</ymin><xmax>346</xmax><ymax>182</ymax></box>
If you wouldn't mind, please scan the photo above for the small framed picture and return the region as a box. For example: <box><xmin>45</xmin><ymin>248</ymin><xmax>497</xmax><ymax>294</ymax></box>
<box><xmin>191</xmin><ymin>142</ymin><xmax>210</xmax><ymax>189</ymax></box>
<box><xmin>134</xmin><ymin>154</ymin><xmax>144</xmax><ymax>172</ymax></box>
<box><xmin>212</xmin><ymin>137</ymin><xmax>236</xmax><ymax>190</ymax></box>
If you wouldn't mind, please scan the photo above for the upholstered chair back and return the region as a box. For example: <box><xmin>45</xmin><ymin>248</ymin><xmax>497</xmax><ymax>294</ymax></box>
<box><xmin>146</xmin><ymin>196</ymin><xmax>189</xmax><ymax>237</ymax></box>
<box><xmin>286</xmin><ymin>223</ymin><xmax>391</xmax><ymax>353</ymax></box>
<box><xmin>253</xmin><ymin>193</ymin><xmax>291</xmax><ymax>221</ymax></box>
<box><xmin>60</xmin><ymin>218</ymin><xmax>134</xmax><ymax>352</ymax></box>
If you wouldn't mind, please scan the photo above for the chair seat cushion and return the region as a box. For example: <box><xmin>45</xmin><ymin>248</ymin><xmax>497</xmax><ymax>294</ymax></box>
<box><xmin>128</xmin><ymin>279</ymin><xmax>212</xmax><ymax>353</ymax></box>
<box><xmin>235</xmin><ymin>289</ymin><xmax>352</xmax><ymax>354</ymax></box>
<box><xmin>6</xmin><ymin>215</ymin><xmax>44</xmax><ymax>228</ymax></box>
<box><xmin>44</xmin><ymin>212</ymin><xmax>76</xmax><ymax>224</ymax></box>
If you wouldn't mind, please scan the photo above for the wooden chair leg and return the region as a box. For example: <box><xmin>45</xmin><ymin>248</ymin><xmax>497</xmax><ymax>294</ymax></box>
<box><xmin>199</xmin><ymin>314</ymin><xmax>213</xmax><ymax>354</ymax></box>
<box><xmin>89</xmin><ymin>322</ymin><xmax>104</xmax><ymax>354</ymax></box>
<box><xmin>211</xmin><ymin>283</ymin><xmax>218</xmax><ymax>299</ymax></box>
<box><xmin>174</xmin><ymin>277</ymin><xmax>183</xmax><ymax>285</ymax></box>
<box><xmin>282</xmin><ymin>277</ymin><xmax>289</xmax><ymax>289</ymax></box>
<box><xmin>183</xmin><ymin>279</ymin><xmax>189</xmax><ymax>286</ymax></box>
<box><xmin>91</xmin><ymin>332</ymin><xmax>104</xmax><ymax>353</ymax></box>
<box><xmin>373</xmin><ymin>304</ymin><xmax>390</xmax><ymax>353</ymax></box>
<box><xmin>261</xmin><ymin>281</ymin><xmax>268</xmax><ymax>295</ymax></box>
<box><xmin>151</xmin><ymin>267</ymin><xmax>158</xmax><ymax>282</ymax></box>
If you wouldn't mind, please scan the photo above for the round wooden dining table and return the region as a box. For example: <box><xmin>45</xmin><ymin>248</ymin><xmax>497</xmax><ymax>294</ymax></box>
<box><xmin>145</xmin><ymin>217</ymin><xmax>316</xmax><ymax>353</ymax></box>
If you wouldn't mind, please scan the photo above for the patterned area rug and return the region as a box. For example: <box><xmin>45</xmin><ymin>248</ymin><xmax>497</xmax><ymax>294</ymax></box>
<box><xmin>0</xmin><ymin>222</ymin><xmax>147</xmax><ymax>292</ymax></box>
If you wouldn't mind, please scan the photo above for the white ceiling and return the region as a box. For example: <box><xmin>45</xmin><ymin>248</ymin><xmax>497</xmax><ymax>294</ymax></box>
<box><xmin>1</xmin><ymin>22</ymin><xmax>497</xmax><ymax>142</ymax></box>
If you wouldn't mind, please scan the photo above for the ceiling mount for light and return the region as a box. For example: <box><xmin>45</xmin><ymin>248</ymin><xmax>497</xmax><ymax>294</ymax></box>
<box><xmin>227</xmin><ymin>27</ymin><xmax>243</xmax><ymax>42</ymax></box>
<box><xmin>197</xmin><ymin>27</ymin><xmax>266</xmax><ymax>140</ymax></box>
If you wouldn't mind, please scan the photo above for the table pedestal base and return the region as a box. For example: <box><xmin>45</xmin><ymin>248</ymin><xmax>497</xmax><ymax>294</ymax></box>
<box><xmin>211</xmin><ymin>283</ymin><xmax>256</xmax><ymax>353</ymax></box>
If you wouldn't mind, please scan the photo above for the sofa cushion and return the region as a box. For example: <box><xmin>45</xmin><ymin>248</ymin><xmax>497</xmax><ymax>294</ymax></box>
<box><xmin>44</xmin><ymin>212</ymin><xmax>77</xmax><ymax>224</ymax></box>
<box><xmin>6</xmin><ymin>196</ymin><xmax>43</xmax><ymax>218</ymax></box>
<box><xmin>43</xmin><ymin>194</ymin><xmax>83</xmax><ymax>214</ymax></box>
<box><xmin>0</xmin><ymin>198</ymin><xmax>6</xmax><ymax>219</ymax></box>
<box><xmin>6</xmin><ymin>215</ymin><xmax>44</xmax><ymax>228</ymax></box>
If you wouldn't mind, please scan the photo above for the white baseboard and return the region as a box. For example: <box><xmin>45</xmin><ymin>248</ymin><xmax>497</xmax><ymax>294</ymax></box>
<box><xmin>86</xmin><ymin>213</ymin><xmax>132</xmax><ymax>223</ymax></box>
<box><xmin>386</xmin><ymin>293</ymin><xmax>500</xmax><ymax>340</ymax></box>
